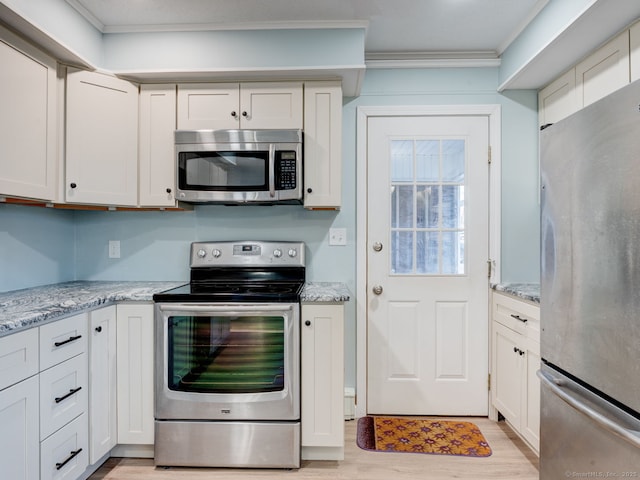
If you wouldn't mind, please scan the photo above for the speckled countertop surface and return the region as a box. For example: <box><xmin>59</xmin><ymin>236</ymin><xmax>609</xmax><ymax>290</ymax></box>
<box><xmin>0</xmin><ymin>280</ymin><xmax>350</xmax><ymax>337</ymax></box>
<box><xmin>492</xmin><ymin>283</ymin><xmax>540</xmax><ymax>304</ymax></box>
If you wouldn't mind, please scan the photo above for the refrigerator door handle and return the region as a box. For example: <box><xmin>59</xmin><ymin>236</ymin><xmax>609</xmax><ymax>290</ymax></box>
<box><xmin>538</xmin><ymin>369</ymin><xmax>640</xmax><ymax>449</ymax></box>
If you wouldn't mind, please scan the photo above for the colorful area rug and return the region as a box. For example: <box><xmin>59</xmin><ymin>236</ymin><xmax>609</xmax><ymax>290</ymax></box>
<box><xmin>356</xmin><ymin>416</ymin><xmax>492</xmax><ymax>457</ymax></box>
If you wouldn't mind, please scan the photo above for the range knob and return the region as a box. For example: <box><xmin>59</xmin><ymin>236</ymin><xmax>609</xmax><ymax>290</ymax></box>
<box><xmin>197</xmin><ymin>249</ymin><xmax>206</xmax><ymax>258</ymax></box>
<box><xmin>273</xmin><ymin>249</ymin><xmax>283</xmax><ymax>258</ymax></box>
<box><xmin>288</xmin><ymin>248</ymin><xmax>297</xmax><ymax>258</ymax></box>
<box><xmin>212</xmin><ymin>249</ymin><xmax>222</xmax><ymax>258</ymax></box>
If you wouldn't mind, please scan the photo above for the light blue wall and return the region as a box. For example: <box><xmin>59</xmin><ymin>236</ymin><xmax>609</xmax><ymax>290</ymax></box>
<box><xmin>0</xmin><ymin>204</ymin><xmax>76</xmax><ymax>292</ymax></box>
<box><xmin>2</xmin><ymin>0</ymin><xmax>103</xmax><ymax>65</ymax></box>
<box><xmin>102</xmin><ymin>28</ymin><xmax>365</xmax><ymax>71</ymax></box>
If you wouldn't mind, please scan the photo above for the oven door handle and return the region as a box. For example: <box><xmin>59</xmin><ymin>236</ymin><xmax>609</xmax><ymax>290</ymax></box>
<box><xmin>158</xmin><ymin>304</ymin><xmax>293</xmax><ymax>313</ymax></box>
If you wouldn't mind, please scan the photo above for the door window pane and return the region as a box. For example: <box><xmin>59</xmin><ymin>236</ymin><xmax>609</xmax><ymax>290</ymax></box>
<box><xmin>390</xmin><ymin>138</ymin><xmax>466</xmax><ymax>276</ymax></box>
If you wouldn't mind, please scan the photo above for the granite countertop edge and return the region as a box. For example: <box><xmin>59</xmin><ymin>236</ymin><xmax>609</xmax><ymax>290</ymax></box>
<box><xmin>0</xmin><ymin>280</ymin><xmax>350</xmax><ymax>337</ymax></box>
<box><xmin>491</xmin><ymin>283</ymin><xmax>540</xmax><ymax>304</ymax></box>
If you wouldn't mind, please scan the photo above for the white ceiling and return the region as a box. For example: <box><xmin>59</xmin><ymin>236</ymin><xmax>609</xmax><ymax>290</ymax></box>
<box><xmin>66</xmin><ymin>0</ymin><xmax>547</xmax><ymax>57</ymax></box>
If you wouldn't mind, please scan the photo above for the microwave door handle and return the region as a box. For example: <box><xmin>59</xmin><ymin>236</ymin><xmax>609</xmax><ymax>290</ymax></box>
<box><xmin>269</xmin><ymin>144</ymin><xmax>276</xmax><ymax>198</ymax></box>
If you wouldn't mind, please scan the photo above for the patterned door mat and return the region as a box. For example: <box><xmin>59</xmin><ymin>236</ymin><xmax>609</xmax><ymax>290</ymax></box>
<box><xmin>356</xmin><ymin>416</ymin><xmax>492</xmax><ymax>457</ymax></box>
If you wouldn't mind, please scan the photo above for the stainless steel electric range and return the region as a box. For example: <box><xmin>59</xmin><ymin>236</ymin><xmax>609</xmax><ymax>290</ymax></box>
<box><xmin>152</xmin><ymin>240</ymin><xmax>305</xmax><ymax>469</ymax></box>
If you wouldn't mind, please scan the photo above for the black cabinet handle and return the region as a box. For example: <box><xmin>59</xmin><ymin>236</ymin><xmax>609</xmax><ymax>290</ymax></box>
<box><xmin>70</xmin><ymin>183</ymin><xmax>77</xmax><ymax>189</ymax></box>
<box><xmin>56</xmin><ymin>448</ymin><xmax>83</xmax><ymax>470</ymax></box>
<box><xmin>242</xmin><ymin>111</ymin><xmax>248</xmax><ymax>117</ymax></box>
<box><xmin>513</xmin><ymin>346</ymin><xmax>518</xmax><ymax>353</ymax></box>
<box><xmin>305</xmin><ymin>320</ymin><xmax>311</xmax><ymax>326</ymax></box>
<box><xmin>307</xmin><ymin>188</ymin><xmax>313</xmax><ymax>194</ymax></box>
<box><xmin>510</xmin><ymin>314</ymin><xmax>528</xmax><ymax>323</ymax></box>
<box><xmin>95</xmin><ymin>326</ymin><xmax>102</xmax><ymax>333</ymax></box>
<box><xmin>166</xmin><ymin>188</ymin><xmax>172</xmax><ymax>194</ymax></box>
<box><xmin>54</xmin><ymin>335</ymin><xmax>82</xmax><ymax>347</ymax></box>
<box><xmin>55</xmin><ymin>386</ymin><xmax>82</xmax><ymax>404</ymax></box>
<box><xmin>231</xmin><ymin>111</ymin><xmax>237</xmax><ymax>117</ymax></box>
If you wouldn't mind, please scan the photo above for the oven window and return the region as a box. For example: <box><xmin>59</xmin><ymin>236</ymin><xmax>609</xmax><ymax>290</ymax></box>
<box><xmin>167</xmin><ymin>314</ymin><xmax>285</xmax><ymax>393</ymax></box>
<box><xmin>178</xmin><ymin>151</ymin><xmax>268</xmax><ymax>190</ymax></box>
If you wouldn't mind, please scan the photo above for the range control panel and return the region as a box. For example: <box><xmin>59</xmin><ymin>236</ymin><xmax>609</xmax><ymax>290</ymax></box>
<box><xmin>190</xmin><ymin>241</ymin><xmax>305</xmax><ymax>267</ymax></box>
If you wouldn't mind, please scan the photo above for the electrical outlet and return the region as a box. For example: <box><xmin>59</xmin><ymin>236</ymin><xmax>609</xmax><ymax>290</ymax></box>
<box><xmin>108</xmin><ymin>240</ymin><xmax>121</xmax><ymax>258</ymax></box>
<box><xmin>329</xmin><ymin>228</ymin><xmax>347</xmax><ymax>246</ymax></box>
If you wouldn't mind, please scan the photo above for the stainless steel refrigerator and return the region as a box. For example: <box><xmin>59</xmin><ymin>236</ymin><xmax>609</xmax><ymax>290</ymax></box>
<box><xmin>540</xmin><ymin>79</ymin><xmax>640</xmax><ymax>476</ymax></box>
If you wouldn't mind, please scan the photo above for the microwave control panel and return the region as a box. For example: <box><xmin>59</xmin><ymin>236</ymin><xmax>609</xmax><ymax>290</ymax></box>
<box><xmin>275</xmin><ymin>151</ymin><xmax>297</xmax><ymax>190</ymax></box>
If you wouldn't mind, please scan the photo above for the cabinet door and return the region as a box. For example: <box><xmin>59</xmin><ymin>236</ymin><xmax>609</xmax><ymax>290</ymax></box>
<box><xmin>538</xmin><ymin>69</ymin><xmax>578</xmax><ymax>127</ymax></box>
<box><xmin>301</xmin><ymin>304</ymin><xmax>344</xmax><ymax>455</ymax></box>
<box><xmin>0</xmin><ymin>25</ymin><xmax>57</xmax><ymax>201</ymax></box>
<box><xmin>88</xmin><ymin>306</ymin><xmax>117</xmax><ymax>463</ymax></box>
<box><xmin>520</xmin><ymin>338</ymin><xmax>540</xmax><ymax>452</ymax></box>
<box><xmin>66</xmin><ymin>68</ymin><xmax>138</xmax><ymax>206</ymax></box>
<box><xmin>0</xmin><ymin>328</ymin><xmax>38</xmax><ymax>391</ymax></box>
<box><xmin>303</xmin><ymin>81</ymin><xmax>342</xmax><ymax>209</ymax></box>
<box><xmin>631</xmin><ymin>20</ymin><xmax>640</xmax><ymax>82</ymax></box>
<box><xmin>491</xmin><ymin>321</ymin><xmax>522</xmax><ymax>428</ymax></box>
<box><xmin>576</xmin><ymin>30</ymin><xmax>630</xmax><ymax>108</ymax></box>
<box><xmin>0</xmin><ymin>376</ymin><xmax>39</xmax><ymax>480</ymax></box>
<box><xmin>116</xmin><ymin>303</ymin><xmax>154</xmax><ymax>444</ymax></box>
<box><xmin>40</xmin><ymin>413</ymin><xmax>88</xmax><ymax>480</ymax></box>
<box><xmin>139</xmin><ymin>84</ymin><xmax>177</xmax><ymax>207</ymax></box>
<box><xmin>177</xmin><ymin>83</ymin><xmax>239</xmax><ymax>130</ymax></box>
<box><xmin>239</xmin><ymin>82</ymin><xmax>303</xmax><ymax>129</ymax></box>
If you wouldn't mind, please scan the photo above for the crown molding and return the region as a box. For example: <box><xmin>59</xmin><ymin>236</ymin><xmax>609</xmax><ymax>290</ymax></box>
<box><xmin>365</xmin><ymin>51</ymin><xmax>500</xmax><ymax>69</ymax></box>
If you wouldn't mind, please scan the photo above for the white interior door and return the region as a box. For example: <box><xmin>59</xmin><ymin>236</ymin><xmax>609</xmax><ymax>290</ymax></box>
<box><xmin>367</xmin><ymin>115</ymin><xmax>490</xmax><ymax>415</ymax></box>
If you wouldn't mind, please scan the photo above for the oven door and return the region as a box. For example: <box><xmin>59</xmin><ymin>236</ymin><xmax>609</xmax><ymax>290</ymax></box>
<box><xmin>155</xmin><ymin>302</ymin><xmax>300</xmax><ymax>421</ymax></box>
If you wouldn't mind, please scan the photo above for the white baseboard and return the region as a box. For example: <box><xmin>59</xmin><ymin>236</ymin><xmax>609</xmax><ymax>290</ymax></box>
<box><xmin>344</xmin><ymin>387</ymin><xmax>356</xmax><ymax>420</ymax></box>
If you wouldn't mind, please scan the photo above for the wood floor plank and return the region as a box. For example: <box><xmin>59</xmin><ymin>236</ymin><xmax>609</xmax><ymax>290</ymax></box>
<box><xmin>89</xmin><ymin>418</ymin><xmax>539</xmax><ymax>480</ymax></box>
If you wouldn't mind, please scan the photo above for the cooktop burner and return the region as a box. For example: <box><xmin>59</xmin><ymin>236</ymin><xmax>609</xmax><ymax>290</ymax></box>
<box><xmin>153</xmin><ymin>241</ymin><xmax>306</xmax><ymax>304</ymax></box>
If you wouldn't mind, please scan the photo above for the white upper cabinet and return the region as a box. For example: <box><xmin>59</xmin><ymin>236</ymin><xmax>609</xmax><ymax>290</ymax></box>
<box><xmin>538</xmin><ymin>69</ymin><xmax>578</xmax><ymax>127</ymax></box>
<box><xmin>303</xmin><ymin>81</ymin><xmax>343</xmax><ymax>210</ymax></box>
<box><xmin>631</xmin><ymin>20</ymin><xmax>640</xmax><ymax>82</ymax></box>
<box><xmin>576</xmin><ymin>30</ymin><xmax>630</xmax><ymax>108</ymax></box>
<box><xmin>177</xmin><ymin>82</ymin><xmax>303</xmax><ymax>130</ymax></box>
<box><xmin>139</xmin><ymin>84</ymin><xmax>177</xmax><ymax>207</ymax></box>
<box><xmin>65</xmin><ymin>68</ymin><xmax>139</xmax><ymax>206</ymax></box>
<box><xmin>0</xmin><ymin>25</ymin><xmax>57</xmax><ymax>201</ymax></box>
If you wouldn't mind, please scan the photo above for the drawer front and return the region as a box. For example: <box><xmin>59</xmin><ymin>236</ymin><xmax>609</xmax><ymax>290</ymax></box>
<box><xmin>40</xmin><ymin>313</ymin><xmax>88</xmax><ymax>371</ymax></box>
<box><xmin>0</xmin><ymin>328</ymin><xmax>39</xmax><ymax>391</ymax></box>
<box><xmin>40</xmin><ymin>413</ymin><xmax>88</xmax><ymax>480</ymax></box>
<box><xmin>40</xmin><ymin>354</ymin><xmax>88</xmax><ymax>440</ymax></box>
<box><xmin>492</xmin><ymin>292</ymin><xmax>540</xmax><ymax>342</ymax></box>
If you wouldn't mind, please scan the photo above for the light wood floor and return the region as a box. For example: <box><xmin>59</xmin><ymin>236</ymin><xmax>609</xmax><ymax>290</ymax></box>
<box><xmin>90</xmin><ymin>418</ymin><xmax>539</xmax><ymax>480</ymax></box>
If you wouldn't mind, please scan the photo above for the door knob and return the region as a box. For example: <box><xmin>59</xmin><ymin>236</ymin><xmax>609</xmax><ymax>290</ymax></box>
<box><xmin>373</xmin><ymin>242</ymin><xmax>383</xmax><ymax>252</ymax></box>
<box><xmin>372</xmin><ymin>285</ymin><xmax>383</xmax><ymax>295</ymax></box>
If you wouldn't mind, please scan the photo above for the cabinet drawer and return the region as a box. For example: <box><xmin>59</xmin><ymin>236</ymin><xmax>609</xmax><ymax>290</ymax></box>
<box><xmin>40</xmin><ymin>353</ymin><xmax>88</xmax><ymax>440</ymax></box>
<box><xmin>0</xmin><ymin>328</ymin><xmax>39</xmax><ymax>390</ymax></box>
<box><xmin>40</xmin><ymin>313</ymin><xmax>87</xmax><ymax>370</ymax></box>
<box><xmin>40</xmin><ymin>413</ymin><xmax>88</xmax><ymax>480</ymax></box>
<box><xmin>492</xmin><ymin>292</ymin><xmax>540</xmax><ymax>342</ymax></box>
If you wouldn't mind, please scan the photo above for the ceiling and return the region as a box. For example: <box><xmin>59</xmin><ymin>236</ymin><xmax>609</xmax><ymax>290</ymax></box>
<box><xmin>66</xmin><ymin>0</ymin><xmax>547</xmax><ymax>58</ymax></box>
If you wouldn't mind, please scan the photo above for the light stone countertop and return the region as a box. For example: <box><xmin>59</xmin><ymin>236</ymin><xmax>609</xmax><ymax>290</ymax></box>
<box><xmin>492</xmin><ymin>283</ymin><xmax>540</xmax><ymax>304</ymax></box>
<box><xmin>0</xmin><ymin>280</ymin><xmax>350</xmax><ymax>337</ymax></box>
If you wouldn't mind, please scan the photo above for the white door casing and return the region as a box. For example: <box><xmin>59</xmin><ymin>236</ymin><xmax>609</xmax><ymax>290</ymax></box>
<box><xmin>355</xmin><ymin>105</ymin><xmax>501</xmax><ymax>418</ymax></box>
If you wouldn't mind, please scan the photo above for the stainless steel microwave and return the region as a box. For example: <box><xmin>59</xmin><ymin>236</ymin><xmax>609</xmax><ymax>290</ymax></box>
<box><xmin>175</xmin><ymin>129</ymin><xmax>303</xmax><ymax>204</ymax></box>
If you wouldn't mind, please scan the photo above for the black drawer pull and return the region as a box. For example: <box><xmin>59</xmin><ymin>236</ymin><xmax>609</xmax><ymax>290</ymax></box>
<box><xmin>510</xmin><ymin>314</ymin><xmax>528</xmax><ymax>323</ymax></box>
<box><xmin>55</xmin><ymin>386</ymin><xmax>82</xmax><ymax>404</ymax></box>
<box><xmin>54</xmin><ymin>335</ymin><xmax>82</xmax><ymax>347</ymax></box>
<box><xmin>56</xmin><ymin>448</ymin><xmax>83</xmax><ymax>470</ymax></box>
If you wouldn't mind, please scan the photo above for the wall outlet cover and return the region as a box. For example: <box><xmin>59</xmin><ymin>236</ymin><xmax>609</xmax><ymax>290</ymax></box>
<box><xmin>329</xmin><ymin>228</ymin><xmax>347</xmax><ymax>246</ymax></box>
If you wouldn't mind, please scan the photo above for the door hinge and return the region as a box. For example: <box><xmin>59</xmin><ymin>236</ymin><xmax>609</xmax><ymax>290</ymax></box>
<box><xmin>488</xmin><ymin>145</ymin><xmax>492</xmax><ymax>164</ymax></box>
<box><xmin>488</xmin><ymin>373</ymin><xmax>491</xmax><ymax>391</ymax></box>
<box><xmin>487</xmin><ymin>259</ymin><xmax>492</xmax><ymax>278</ymax></box>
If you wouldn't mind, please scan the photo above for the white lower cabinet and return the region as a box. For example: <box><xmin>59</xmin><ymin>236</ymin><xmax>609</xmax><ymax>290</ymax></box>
<box><xmin>491</xmin><ymin>292</ymin><xmax>540</xmax><ymax>454</ymax></box>
<box><xmin>116</xmin><ymin>304</ymin><xmax>155</xmax><ymax>449</ymax></box>
<box><xmin>0</xmin><ymin>375</ymin><xmax>39</xmax><ymax>480</ymax></box>
<box><xmin>88</xmin><ymin>306</ymin><xmax>117</xmax><ymax>463</ymax></box>
<box><xmin>301</xmin><ymin>303</ymin><xmax>345</xmax><ymax>460</ymax></box>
